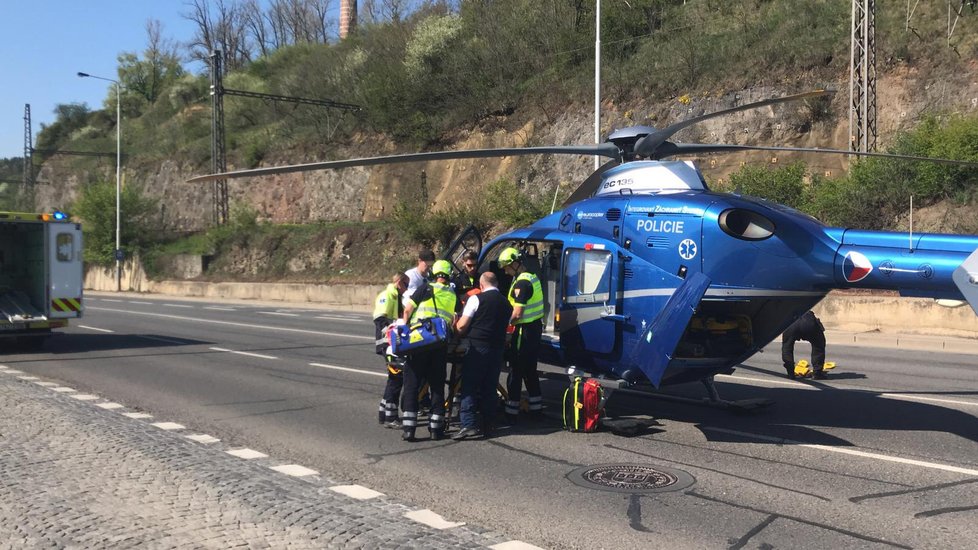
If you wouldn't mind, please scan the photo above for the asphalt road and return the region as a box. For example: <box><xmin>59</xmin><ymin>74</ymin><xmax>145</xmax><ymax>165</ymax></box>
<box><xmin>5</xmin><ymin>294</ymin><xmax>978</xmax><ymax>549</ymax></box>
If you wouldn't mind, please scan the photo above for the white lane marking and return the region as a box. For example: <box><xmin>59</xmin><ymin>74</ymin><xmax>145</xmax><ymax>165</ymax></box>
<box><xmin>719</xmin><ymin>374</ymin><xmax>817</xmax><ymax>389</ymax></box>
<box><xmin>404</xmin><ymin>509</ymin><xmax>466</xmax><ymax>529</ymax></box>
<box><xmin>3</xmin><ymin>370</ymin><xmax>24</xmax><ymax>375</ymax></box>
<box><xmin>186</xmin><ymin>434</ymin><xmax>221</xmax><ymax>444</ymax></box>
<box><xmin>210</xmin><ymin>347</ymin><xmax>279</xmax><ymax>360</ymax></box>
<box><xmin>97</xmin><ymin>402</ymin><xmax>124</xmax><ymax>410</ymax></box>
<box><xmin>101</xmin><ymin>299</ymin><xmax>123</xmax><ymax>303</ymax></box>
<box><xmin>136</xmin><ymin>335</ymin><xmax>188</xmax><ymax>345</ymax></box>
<box><xmin>204</xmin><ymin>306</ymin><xmax>236</xmax><ymax>311</ymax></box>
<box><xmin>259</xmin><ymin>311</ymin><xmax>300</xmax><ymax>317</ymax></box>
<box><xmin>315</xmin><ymin>315</ymin><xmax>367</xmax><ymax>323</ymax></box>
<box><xmin>79</xmin><ymin>325</ymin><xmax>115</xmax><ymax>333</ymax></box>
<box><xmin>309</xmin><ymin>362</ymin><xmax>386</xmax><ymax>378</ymax></box>
<box><xmin>152</xmin><ymin>422</ymin><xmax>185</xmax><ymax>431</ymax></box>
<box><xmin>330</xmin><ymin>485</ymin><xmax>384</xmax><ymax>500</ymax></box>
<box><xmin>89</xmin><ymin>307</ymin><xmax>374</xmax><ymax>340</ymax></box>
<box><xmin>491</xmin><ymin>542</ymin><xmax>547</xmax><ymax>550</ymax></box>
<box><xmin>227</xmin><ymin>448</ymin><xmax>268</xmax><ymax>459</ymax></box>
<box><xmin>704</xmin><ymin>427</ymin><xmax>978</xmax><ymax>477</ymax></box>
<box><xmin>17</xmin><ymin>376</ymin><xmax>39</xmax><ymax>380</ymax></box>
<box><xmin>70</xmin><ymin>394</ymin><xmax>100</xmax><ymax>401</ymax></box>
<box><xmin>163</xmin><ymin>303</ymin><xmax>194</xmax><ymax>308</ymax></box>
<box><xmin>880</xmin><ymin>393</ymin><xmax>978</xmax><ymax>408</ymax></box>
<box><xmin>123</xmin><ymin>412</ymin><xmax>154</xmax><ymax>419</ymax></box>
<box><xmin>723</xmin><ymin>374</ymin><xmax>978</xmax><ymax>407</ymax></box>
<box><xmin>52</xmin><ymin>387</ymin><xmax>76</xmax><ymax>393</ymax></box>
<box><xmin>34</xmin><ymin>381</ymin><xmax>58</xmax><ymax>387</ymax></box>
<box><xmin>271</xmin><ymin>464</ymin><xmax>318</xmax><ymax>477</ymax></box>
<box><xmin>128</xmin><ymin>301</ymin><xmax>152</xmax><ymax>305</ymax></box>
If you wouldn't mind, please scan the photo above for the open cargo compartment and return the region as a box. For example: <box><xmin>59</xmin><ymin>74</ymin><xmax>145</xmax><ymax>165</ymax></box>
<box><xmin>0</xmin><ymin>221</ymin><xmax>48</xmax><ymax>324</ymax></box>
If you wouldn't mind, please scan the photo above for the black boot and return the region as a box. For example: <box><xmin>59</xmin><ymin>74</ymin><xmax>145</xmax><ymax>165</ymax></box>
<box><xmin>379</xmin><ymin>409</ymin><xmax>387</xmax><ymax>425</ymax></box>
<box><xmin>430</xmin><ymin>429</ymin><xmax>445</xmax><ymax>441</ymax></box>
<box><xmin>402</xmin><ymin>429</ymin><xmax>416</xmax><ymax>442</ymax></box>
<box><xmin>784</xmin><ymin>365</ymin><xmax>796</xmax><ymax>379</ymax></box>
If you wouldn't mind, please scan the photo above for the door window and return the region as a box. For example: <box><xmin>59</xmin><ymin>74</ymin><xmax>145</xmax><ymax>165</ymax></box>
<box><xmin>564</xmin><ymin>249</ymin><xmax>611</xmax><ymax>303</ymax></box>
<box><xmin>56</xmin><ymin>233</ymin><xmax>74</xmax><ymax>262</ymax></box>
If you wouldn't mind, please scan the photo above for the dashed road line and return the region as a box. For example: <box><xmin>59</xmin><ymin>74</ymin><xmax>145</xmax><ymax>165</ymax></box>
<box><xmin>101</xmin><ymin>299</ymin><xmax>123</xmax><ymax>303</ymax></box>
<box><xmin>186</xmin><ymin>434</ymin><xmax>221</xmax><ymax>444</ymax></box>
<box><xmin>259</xmin><ymin>311</ymin><xmax>300</xmax><ymax>317</ymax></box>
<box><xmin>490</xmin><ymin>542</ymin><xmax>547</xmax><ymax>550</ymax></box>
<box><xmin>704</xmin><ymin>426</ymin><xmax>978</xmax><ymax>477</ymax></box>
<box><xmin>97</xmin><ymin>402</ymin><xmax>125</xmax><ymax>410</ymax></box>
<box><xmin>404</xmin><ymin>509</ymin><xmax>466</xmax><ymax>529</ymax></box>
<box><xmin>34</xmin><ymin>381</ymin><xmax>58</xmax><ymax>387</ymax></box>
<box><xmin>90</xmin><ymin>306</ymin><xmax>374</xmax><ymax>340</ymax></box>
<box><xmin>880</xmin><ymin>393</ymin><xmax>978</xmax><ymax>408</ymax></box>
<box><xmin>227</xmin><ymin>448</ymin><xmax>268</xmax><ymax>459</ymax></box>
<box><xmin>271</xmin><ymin>464</ymin><xmax>318</xmax><ymax>477</ymax></box>
<box><xmin>79</xmin><ymin>325</ymin><xmax>115</xmax><ymax>333</ymax></box>
<box><xmin>310</xmin><ymin>362</ymin><xmax>385</xmax><ymax>378</ymax></box>
<box><xmin>123</xmin><ymin>412</ymin><xmax>153</xmax><ymax>419</ymax></box>
<box><xmin>152</xmin><ymin>422</ymin><xmax>185</xmax><ymax>431</ymax></box>
<box><xmin>52</xmin><ymin>387</ymin><xmax>76</xmax><ymax>393</ymax></box>
<box><xmin>128</xmin><ymin>301</ymin><xmax>152</xmax><ymax>305</ymax></box>
<box><xmin>17</xmin><ymin>376</ymin><xmax>39</xmax><ymax>380</ymax></box>
<box><xmin>204</xmin><ymin>306</ymin><xmax>236</xmax><ymax>311</ymax></box>
<box><xmin>163</xmin><ymin>303</ymin><xmax>194</xmax><ymax>308</ymax></box>
<box><xmin>4</xmin><ymin>370</ymin><xmax>24</xmax><ymax>375</ymax></box>
<box><xmin>315</xmin><ymin>315</ymin><xmax>367</xmax><ymax>323</ymax></box>
<box><xmin>210</xmin><ymin>346</ymin><xmax>279</xmax><ymax>360</ymax></box>
<box><xmin>330</xmin><ymin>485</ymin><xmax>384</xmax><ymax>500</ymax></box>
<box><xmin>70</xmin><ymin>394</ymin><xmax>100</xmax><ymax>401</ymax></box>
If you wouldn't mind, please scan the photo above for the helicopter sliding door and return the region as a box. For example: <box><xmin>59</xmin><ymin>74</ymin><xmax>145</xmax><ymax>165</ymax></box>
<box><xmin>559</xmin><ymin>244</ymin><xmax>621</xmax><ymax>356</ymax></box>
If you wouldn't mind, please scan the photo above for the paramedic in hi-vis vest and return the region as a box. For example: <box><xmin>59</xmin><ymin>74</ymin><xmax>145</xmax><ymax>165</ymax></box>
<box><xmin>400</xmin><ymin>260</ymin><xmax>458</xmax><ymax>441</ymax></box>
<box><xmin>498</xmin><ymin>247</ymin><xmax>545</xmax><ymax>423</ymax></box>
<box><xmin>373</xmin><ymin>273</ymin><xmax>409</xmax><ymax>427</ymax></box>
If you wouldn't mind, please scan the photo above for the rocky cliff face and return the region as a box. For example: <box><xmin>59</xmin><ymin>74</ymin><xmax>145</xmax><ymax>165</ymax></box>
<box><xmin>36</xmin><ymin>69</ymin><xmax>978</xmax><ymax>233</ymax></box>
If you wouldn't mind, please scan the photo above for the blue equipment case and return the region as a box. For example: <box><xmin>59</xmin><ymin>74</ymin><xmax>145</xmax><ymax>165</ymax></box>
<box><xmin>389</xmin><ymin>317</ymin><xmax>450</xmax><ymax>356</ymax></box>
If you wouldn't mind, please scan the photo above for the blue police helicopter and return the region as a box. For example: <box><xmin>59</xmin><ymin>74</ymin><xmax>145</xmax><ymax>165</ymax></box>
<box><xmin>191</xmin><ymin>90</ymin><xmax>978</xmax><ymax>405</ymax></box>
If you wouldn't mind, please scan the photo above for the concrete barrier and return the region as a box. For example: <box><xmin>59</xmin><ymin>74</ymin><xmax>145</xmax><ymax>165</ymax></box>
<box><xmin>85</xmin><ymin>261</ymin><xmax>978</xmax><ymax>339</ymax></box>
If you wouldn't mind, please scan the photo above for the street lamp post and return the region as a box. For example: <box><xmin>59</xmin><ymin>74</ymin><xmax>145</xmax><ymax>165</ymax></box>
<box><xmin>77</xmin><ymin>71</ymin><xmax>122</xmax><ymax>292</ymax></box>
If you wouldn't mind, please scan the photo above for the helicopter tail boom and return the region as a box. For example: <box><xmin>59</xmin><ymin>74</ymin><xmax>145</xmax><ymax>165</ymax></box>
<box><xmin>833</xmin><ymin>230</ymin><xmax>978</xmax><ymax>309</ymax></box>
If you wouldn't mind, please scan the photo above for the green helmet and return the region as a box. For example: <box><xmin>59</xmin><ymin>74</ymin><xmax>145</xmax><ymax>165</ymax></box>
<box><xmin>432</xmin><ymin>259</ymin><xmax>453</xmax><ymax>278</ymax></box>
<box><xmin>497</xmin><ymin>247</ymin><xmax>521</xmax><ymax>268</ymax></box>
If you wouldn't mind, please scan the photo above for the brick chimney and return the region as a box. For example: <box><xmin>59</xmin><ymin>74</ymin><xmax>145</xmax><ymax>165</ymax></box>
<box><xmin>339</xmin><ymin>0</ymin><xmax>357</xmax><ymax>39</ymax></box>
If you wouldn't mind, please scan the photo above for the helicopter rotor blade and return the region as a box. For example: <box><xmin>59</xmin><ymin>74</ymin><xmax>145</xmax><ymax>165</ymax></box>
<box><xmin>655</xmin><ymin>142</ymin><xmax>978</xmax><ymax>168</ymax></box>
<box><xmin>633</xmin><ymin>90</ymin><xmax>833</xmax><ymax>159</ymax></box>
<box><xmin>188</xmin><ymin>143</ymin><xmax>622</xmax><ymax>183</ymax></box>
<box><xmin>561</xmin><ymin>159</ymin><xmax>621</xmax><ymax>207</ymax></box>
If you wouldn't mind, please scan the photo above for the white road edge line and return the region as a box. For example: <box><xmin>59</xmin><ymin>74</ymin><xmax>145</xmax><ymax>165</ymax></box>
<box><xmin>204</xmin><ymin>306</ymin><xmax>236</xmax><ymax>311</ymax></box>
<box><xmin>704</xmin><ymin>426</ymin><xmax>978</xmax><ymax>477</ymax></box>
<box><xmin>310</xmin><ymin>362</ymin><xmax>386</xmax><ymax>378</ymax></box>
<box><xmin>89</xmin><ymin>307</ymin><xmax>374</xmax><ymax>340</ymax></box>
<box><xmin>128</xmin><ymin>301</ymin><xmax>152</xmax><ymax>305</ymax></box>
<box><xmin>78</xmin><ymin>325</ymin><xmax>115</xmax><ymax>333</ymax></box>
<box><xmin>880</xmin><ymin>393</ymin><xmax>978</xmax><ymax>408</ymax></box>
<box><xmin>259</xmin><ymin>311</ymin><xmax>300</xmax><ymax>317</ymax></box>
<box><xmin>404</xmin><ymin>509</ymin><xmax>465</xmax><ymax>529</ymax></box>
<box><xmin>210</xmin><ymin>347</ymin><xmax>279</xmax><ymax>360</ymax></box>
<box><xmin>163</xmin><ymin>303</ymin><xmax>194</xmax><ymax>308</ymax></box>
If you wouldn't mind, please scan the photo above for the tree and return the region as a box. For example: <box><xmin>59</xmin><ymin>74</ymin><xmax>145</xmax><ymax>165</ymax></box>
<box><xmin>116</xmin><ymin>19</ymin><xmax>185</xmax><ymax>114</ymax></box>
<box><xmin>71</xmin><ymin>182</ymin><xmax>158</xmax><ymax>265</ymax></box>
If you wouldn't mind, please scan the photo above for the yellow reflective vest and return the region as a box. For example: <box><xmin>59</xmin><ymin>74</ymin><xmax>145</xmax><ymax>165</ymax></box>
<box><xmin>508</xmin><ymin>272</ymin><xmax>544</xmax><ymax>324</ymax></box>
<box><xmin>373</xmin><ymin>283</ymin><xmax>400</xmax><ymax>320</ymax></box>
<box><xmin>411</xmin><ymin>282</ymin><xmax>457</xmax><ymax>326</ymax></box>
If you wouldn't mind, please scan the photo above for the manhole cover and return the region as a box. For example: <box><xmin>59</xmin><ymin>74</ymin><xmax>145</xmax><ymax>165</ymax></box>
<box><xmin>567</xmin><ymin>463</ymin><xmax>695</xmax><ymax>494</ymax></box>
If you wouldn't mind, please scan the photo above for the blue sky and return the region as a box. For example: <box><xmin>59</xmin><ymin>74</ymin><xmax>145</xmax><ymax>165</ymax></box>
<box><xmin>0</xmin><ymin>1</ymin><xmax>207</xmax><ymax>159</ymax></box>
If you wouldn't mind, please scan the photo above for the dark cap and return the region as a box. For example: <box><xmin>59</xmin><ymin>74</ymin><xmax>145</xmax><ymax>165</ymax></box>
<box><xmin>418</xmin><ymin>249</ymin><xmax>435</xmax><ymax>262</ymax></box>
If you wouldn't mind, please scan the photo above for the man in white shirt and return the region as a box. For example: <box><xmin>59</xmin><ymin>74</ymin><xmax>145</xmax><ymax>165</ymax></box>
<box><xmin>403</xmin><ymin>248</ymin><xmax>435</xmax><ymax>308</ymax></box>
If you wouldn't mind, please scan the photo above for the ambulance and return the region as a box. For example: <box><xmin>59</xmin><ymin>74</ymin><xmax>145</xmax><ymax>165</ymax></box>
<box><xmin>0</xmin><ymin>211</ymin><xmax>83</xmax><ymax>350</ymax></box>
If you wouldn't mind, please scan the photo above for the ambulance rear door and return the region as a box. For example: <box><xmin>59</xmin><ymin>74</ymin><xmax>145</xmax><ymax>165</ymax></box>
<box><xmin>47</xmin><ymin>222</ymin><xmax>84</xmax><ymax>319</ymax></box>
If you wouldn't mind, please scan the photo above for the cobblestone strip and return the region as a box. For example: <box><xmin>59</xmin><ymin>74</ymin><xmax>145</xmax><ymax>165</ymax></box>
<box><xmin>0</xmin><ymin>374</ymin><xmax>513</xmax><ymax>548</ymax></box>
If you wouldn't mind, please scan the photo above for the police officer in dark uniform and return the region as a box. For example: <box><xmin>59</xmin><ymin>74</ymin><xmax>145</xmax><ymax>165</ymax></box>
<box><xmin>400</xmin><ymin>260</ymin><xmax>457</xmax><ymax>441</ymax></box>
<box><xmin>782</xmin><ymin>310</ymin><xmax>827</xmax><ymax>379</ymax></box>
<box><xmin>452</xmin><ymin>272</ymin><xmax>513</xmax><ymax>440</ymax></box>
<box><xmin>498</xmin><ymin>247</ymin><xmax>545</xmax><ymax>423</ymax></box>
